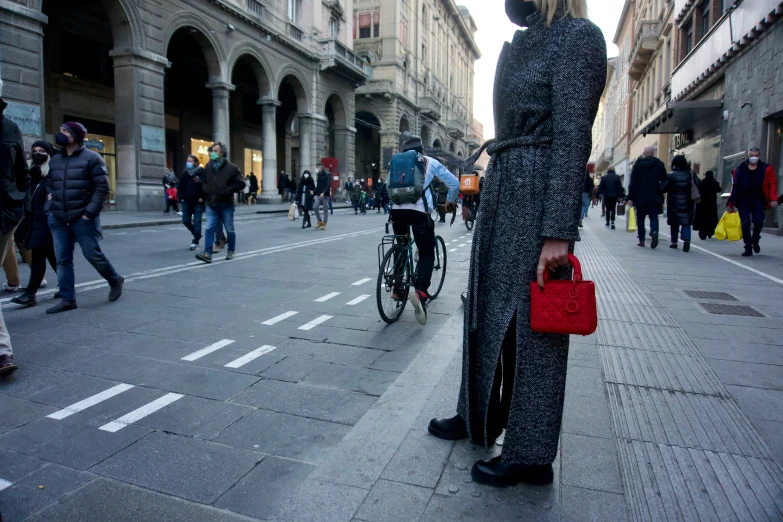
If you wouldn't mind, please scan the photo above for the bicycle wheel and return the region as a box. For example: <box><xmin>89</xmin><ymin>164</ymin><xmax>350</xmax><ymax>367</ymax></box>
<box><xmin>376</xmin><ymin>246</ymin><xmax>409</xmax><ymax>323</ymax></box>
<box><xmin>429</xmin><ymin>235</ymin><xmax>448</xmax><ymax>299</ymax></box>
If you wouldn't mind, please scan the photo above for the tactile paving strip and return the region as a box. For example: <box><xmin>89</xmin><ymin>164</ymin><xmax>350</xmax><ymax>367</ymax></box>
<box><xmin>579</xmin><ymin>229</ymin><xmax>783</xmax><ymax>522</ymax></box>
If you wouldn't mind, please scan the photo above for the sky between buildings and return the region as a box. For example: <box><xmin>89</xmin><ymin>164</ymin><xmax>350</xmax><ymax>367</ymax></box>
<box><xmin>463</xmin><ymin>0</ymin><xmax>623</xmax><ymax>139</ymax></box>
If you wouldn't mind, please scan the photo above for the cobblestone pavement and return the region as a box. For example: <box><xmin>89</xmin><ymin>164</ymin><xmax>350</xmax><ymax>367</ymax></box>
<box><xmin>0</xmin><ymin>208</ymin><xmax>781</xmax><ymax>521</ymax></box>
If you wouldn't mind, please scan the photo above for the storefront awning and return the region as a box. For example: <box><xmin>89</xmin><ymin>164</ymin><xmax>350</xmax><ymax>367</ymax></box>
<box><xmin>641</xmin><ymin>100</ymin><xmax>723</xmax><ymax>136</ymax></box>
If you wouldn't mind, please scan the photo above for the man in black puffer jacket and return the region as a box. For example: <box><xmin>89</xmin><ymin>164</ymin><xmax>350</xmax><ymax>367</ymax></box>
<box><xmin>46</xmin><ymin>122</ymin><xmax>124</xmax><ymax>314</ymax></box>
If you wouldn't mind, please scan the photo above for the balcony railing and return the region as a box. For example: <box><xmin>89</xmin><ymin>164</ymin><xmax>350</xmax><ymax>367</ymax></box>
<box><xmin>246</xmin><ymin>0</ymin><xmax>265</xmax><ymax>19</ymax></box>
<box><xmin>419</xmin><ymin>96</ymin><xmax>441</xmax><ymax>121</ymax></box>
<box><xmin>318</xmin><ymin>38</ymin><xmax>367</xmax><ymax>83</ymax></box>
<box><xmin>356</xmin><ymin>79</ymin><xmax>393</xmax><ymax>98</ymax></box>
<box><xmin>596</xmin><ymin>147</ymin><xmax>613</xmax><ymax>170</ymax></box>
<box><xmin>446</xmin><ymin>120</ymin><xmax>466</xmax><ymax>139</ymax></box>
<box><xmin>287</xmin><ymin>23</ymin><xmax>305</xmax><ymax>41</ymax></box>
<box><xmin>629</xmin><ymin>20</ymin><xmax>661</xmax><ymax>81</ymax></box>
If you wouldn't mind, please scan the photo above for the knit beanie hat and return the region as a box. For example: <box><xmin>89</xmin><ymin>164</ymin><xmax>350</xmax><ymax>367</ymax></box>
<box><xmin>62</xmin><ymin>122</ymin><xmax>87</xmax><ymax>144</ymax></box>
<box><xmin>31</xmin><ymin>140</ymin><xmax>54</xmax><ymax>158</ymax></box>
<box><xmin>402</xmin><ymin>132</ymin><xmax>423</xmax><ymax>151</ymax></box>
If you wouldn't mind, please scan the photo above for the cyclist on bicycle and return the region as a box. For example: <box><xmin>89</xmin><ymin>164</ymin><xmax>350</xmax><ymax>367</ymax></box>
<box><xmin>389</xmin><ymin>132</ymin><xmax>459</xmax><ymax>325</ymax></box>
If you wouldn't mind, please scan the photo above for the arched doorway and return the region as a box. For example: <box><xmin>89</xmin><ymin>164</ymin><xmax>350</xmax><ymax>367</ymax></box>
<box><xmin>420</xmin><ymin>125</ymin><xmax>432</xmax><ymax>148</ymax></box>
<box><xmin>399</xmin><ymin>116</ymin><xmax>410</xmax><ymax>135</ymax></box>
<box><xmin>165</xmin><ymin>27</ymin><xmax>221</xmax><ymax>174</ymax></box>
<box><xmin>433</xmin><ymin>138</ymin><xmax>442</xmax><ymax>150</ymax></box>
<box><xmin>325</xmin><ymin>94</ymin><xmax>348</xmax><ymax>183</ymax></box>
<box><xmin>355</xmin><ymin>111</ymin><xmax>381</xmax><ymax>185</ymax></box>
<box><xmin>276</xmin><ymin>74</ymin><xmax>309</xmax><ymax>190</ymax></box>
<box><xmin>42</xmin><ymin>0</ymin><xmax>133</xmax><ymax>206</ymax></box>
<box><xmin>230</xmin><ymin>54</ymin><xmax>271</xmax><ymax>190</ymax></box>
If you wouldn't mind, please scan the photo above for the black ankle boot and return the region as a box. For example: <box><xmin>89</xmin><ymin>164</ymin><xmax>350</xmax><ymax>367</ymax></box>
<box><xmin>428</xmin><ymin>414</ymin><xmax>468</xmax><ymax>440</ymax></box>
<box><xmin>471</xmin><ymin>456</ymin><xmax>554</xmax><ymax>487</ymax></box>
<box><xmin>11</xmin><ymin>292</ymin><xmax>37</xmax><ymax>307</ymax></box>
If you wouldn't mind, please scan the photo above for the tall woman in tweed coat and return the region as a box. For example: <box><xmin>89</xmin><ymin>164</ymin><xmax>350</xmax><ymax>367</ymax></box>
<box><xmin>428</xmin><ymin>0</ymin><xmax>607</xmax><ymax>487</ymax></box>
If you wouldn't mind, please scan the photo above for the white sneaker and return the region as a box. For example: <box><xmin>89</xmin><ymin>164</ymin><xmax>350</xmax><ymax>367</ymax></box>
<box><xmin>176</xmin><ymin>212</ymin><xmax>183</xmax><ymax>216</ymax></box>
<box><xmin>409</xmin><ymin>290</ymin><xmax>428</xmax><ymax>326</ymax></box>
<box><xmin>189</xmin><ymin>242</ymin><xmax>198</xmax><ymax>251</ymax></box>
<box><xmin>3</xmin><ymin>283</ymin><xmax>20</xmax><ymax>292</ymax></box>
<box><xmin>40</xmin><ymin>278</ymin><xmax>48</xmax><ymax>288</ymax></box>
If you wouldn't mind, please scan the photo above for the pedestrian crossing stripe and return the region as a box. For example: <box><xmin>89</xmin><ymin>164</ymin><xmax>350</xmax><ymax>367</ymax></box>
<box><xmin>345</xmin><ymin>295</ymin><xmax>370</xmax><ymax>306</ymax></box>
<box><xmin>224</xmin><ymin>346</ymin><xmax>276</xmax><ymax>368</ymax></box>
<box><xmin>180</xmin><ymin>339</ymin><xmax>235</xmax><ymax>361</ymax></box>
<box><xmin>298</xmin><ymin>315</ymin><xmax>332</xmax><ymax>330</ymax></box>
<box><xmin>99</xmin><ymin>393</ymin><xmax>184</xmax><ymax>433</ymax></box>
<box><xmin>262</xmin><ymin>311</ymin><xmax>298</xmax><ymax>325</ymax></box>
<box><xmin>47</xmin><ymin>383</ymin><xmax>135</xmax><ymax>420</ymax></box>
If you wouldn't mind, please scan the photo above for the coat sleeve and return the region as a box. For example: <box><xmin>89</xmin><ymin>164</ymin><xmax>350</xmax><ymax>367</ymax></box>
<box><xmin>84</xmin><ymin>155</ymin><xmax>109</xmax><ymax>219</ymax></box>
<box><xmin>627</xmin><ymin>163</ymin><xmax>639</xmax><ymax>201</ymax></box>
<box><xmin>728</xmin><ymin>168</ymin><xmax>737</xmax><ymax>206</ymax></box>
<box><xmin>540</xmin><ymin>23</ymin><xmax>607</xmax><ymax>241</ymax></box>
<box><xmin>227</xmin><ymin>168</ymin><xmax>246</xmax><ymax>194</ymax></box>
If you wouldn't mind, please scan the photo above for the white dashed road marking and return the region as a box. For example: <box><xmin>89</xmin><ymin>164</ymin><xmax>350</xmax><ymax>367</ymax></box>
<box><xmin>298</xmin><ymin>315</ymin><xmax>333</xmax><ymax>330</ymax></box>
<box><xmin>99</xmin><ymin>393</ymin><xmax>184</xmax><ymax>433</ymax></box>
<box><xmin>225</xmin><ymin>345</ymin><xmax>277</xmax><ymax>368</ymax></box>
<box><xmin>180</xmin><ymin>339</ymin><xmax>235</xmax><ymax>361</ymax></box>
<box><xmin>346</xmin><ymin>295</ymin><xmax>370</xmax><ymax>306</ymax></box>
<box><xmin>458</xmin><ymin>244</ymin><xmax>466</xmax><ymax>247</ymax></box>
<box><xmin>0</xmin><ymin>479</ymin><xmax>11</xmax><ymax>492</ymax></box>
<box><xmin>47</xmin><ymin>383</ymin><xmax>135</xmax><ymax>420</ymax></box>
<box><xmin>315</xmin><ymin>292</ymin><xmax>341</xmax><ymax>302</ymax></box>
<box><xmin>449</xmin><ymin>249</ymin><xmax>457</xmax><ymax>252</ymax></box>
<box><xmin>351</xmin><ymin>278</ymin><xmax>372</xmax><ymax>286</ymax></box>
<box><xmin>262</xmin><ymin>311</ymin><xmax>298</xmax><ymax>325</ymax></box>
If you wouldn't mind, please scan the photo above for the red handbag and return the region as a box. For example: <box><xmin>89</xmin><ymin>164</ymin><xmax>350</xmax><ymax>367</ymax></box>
<box><xmin>530</xmin><ymin>253</ymin><xmax>597</xmax><ymax>336</ymax></box>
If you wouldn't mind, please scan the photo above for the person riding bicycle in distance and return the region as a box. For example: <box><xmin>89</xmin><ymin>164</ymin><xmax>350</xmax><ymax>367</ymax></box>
<box><xmin>388</xmin><ymin>132</ymin><xmax>459</xmax><ymax>325</ymax></box>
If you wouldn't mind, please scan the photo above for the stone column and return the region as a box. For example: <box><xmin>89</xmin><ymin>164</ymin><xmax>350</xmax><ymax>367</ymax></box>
<box><xmin>258</xmin><ymin>97</ymin><xmax>281</xmax><ymax>200</ymax></box>
<box><xmin>379</xmin><ymin>131</ymin><xmax>401</xmax><ymax>178</ymax></box>
<box><xmin>109</xmin><ymin>48</ymin><xmax>170</xmax><ymax>211</ymax></box>
<box><xmin>206</xmin><ymin>81</ymin><xmax>235</xmax><ymax>153</ymax></box>
<box><xmin>298</xmin><ymin>114</ymin><xmax>313</xmax><ymax>177</ymax></box>
<box><xmin>333</xmin><ymin>125</ymin><xmax>356</xmax><ymax>185</ymax></box>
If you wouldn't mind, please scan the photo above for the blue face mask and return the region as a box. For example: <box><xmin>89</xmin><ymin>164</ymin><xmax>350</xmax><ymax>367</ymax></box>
<box><xmin>186</xmin><ymin>162</ymin><xmax>194</xmax><ymax>170</ymax></box>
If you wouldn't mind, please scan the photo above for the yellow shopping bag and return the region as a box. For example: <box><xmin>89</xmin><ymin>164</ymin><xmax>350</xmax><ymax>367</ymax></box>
<box><xmin>627</xmin><ymin>206</ymin><xmax>637</xmax><ymax>233</ymax></box>
<box><xmin>715</xmin><ymin>211</ymin><xmax>743</xmax><ymax>242</ymax></box>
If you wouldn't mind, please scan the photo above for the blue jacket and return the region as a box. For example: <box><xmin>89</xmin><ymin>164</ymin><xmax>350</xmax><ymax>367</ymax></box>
<box><xmin>47</xmin><ymin>146</ymin><xmax>109</xmax><ymax>222</ymax></box>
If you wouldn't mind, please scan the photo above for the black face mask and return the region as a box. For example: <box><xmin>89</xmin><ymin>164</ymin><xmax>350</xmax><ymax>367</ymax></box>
<box><xmin>505</xmin><ymin>0</ymin><xmax>538</xmax><ymax>27</ymax></box>
<box><xmin>32</xmin><ymin>153</ymin><xmax>48</xmax><ymax>165</ymax></box>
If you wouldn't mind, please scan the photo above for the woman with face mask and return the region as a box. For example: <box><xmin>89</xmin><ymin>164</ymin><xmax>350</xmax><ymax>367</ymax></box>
<box><xmin>429</xmin><ymin>0</ymin><xmax>607</xmax><ymax>487</ymax></box>
<box><xmin>296</xmin><ymin>170</ymin><xmax>316</xmax><ymax>229</ymax></box>
<box><xmin>11</xmin><ymin>141</ymin><xmax>61</xmax><ymax>307</ymax></box>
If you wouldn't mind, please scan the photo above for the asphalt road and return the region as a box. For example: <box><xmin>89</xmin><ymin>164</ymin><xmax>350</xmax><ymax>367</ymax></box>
<box><xmin>0</xmin><ymin>208</ymin><xmax>475</xmax><ymax>521</ymax></box>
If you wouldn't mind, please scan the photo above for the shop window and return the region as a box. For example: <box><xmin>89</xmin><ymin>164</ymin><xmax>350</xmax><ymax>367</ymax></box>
<box><xmin>84</xmin><ymin>134</ymin><xmax>116</xmax><ymax>203</ymax></box>
<box><xmin>244</xmin><ymin>149</ymin><xmax>263</xmax><ymax>185</ymax></box>
<box><xmin>191</xmin><ymin>138</ymin><xmax>214</xmax><ymax>169</ymax></box>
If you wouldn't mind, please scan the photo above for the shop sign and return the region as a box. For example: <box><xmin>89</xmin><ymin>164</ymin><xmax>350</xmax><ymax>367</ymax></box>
<box><xmin>141</xmin><ymin>125</ymin><xmax>165</xmax><ymax>152</ymax></box>
<box><xmin>674</xmin><ymin>130</ymin><xmax>694</xmax><ymax>149</ymax></box>
<box><xmin>84</xmin><ymin>139</ymin><xmax>105</xmax><ymax>151</ymax></box>
<box><xmin>4</xmin><ymin>102</ymin><xmax>41</xmax><ymax>136</ymax></box>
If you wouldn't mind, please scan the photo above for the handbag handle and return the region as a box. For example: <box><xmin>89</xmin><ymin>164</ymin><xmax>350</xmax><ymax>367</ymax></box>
<box><xmin>543</xmin><ymin>253</ymin><xmax>584</xmax><ymax>282</ymax></box>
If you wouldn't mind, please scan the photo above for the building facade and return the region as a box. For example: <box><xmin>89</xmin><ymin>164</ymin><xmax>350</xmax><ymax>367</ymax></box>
<box><xmin>351</xmin><ymin>0</ymin><xmax>481</xmax><ymax>183</ymax></box>
<box><xmin>612</xmin><ymin>1</ymin><xmax>637</xmax><ymax>187</ymax></box>
<box><xmin>0</xmin><ymin>0</ymin><xmax>366</xmax><ymax>210</ymax></box>
<box><xmin>591</xmin><ymin>58</ymin><xmax>619</xmax><ymax>177</ymax></box>
<box><xmin>628</xmin><ymin>0</ymin><xmax>675</xmax><ymax>170</ymax></box>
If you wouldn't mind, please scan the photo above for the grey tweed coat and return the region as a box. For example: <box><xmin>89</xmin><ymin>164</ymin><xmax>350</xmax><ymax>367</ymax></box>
<box><xmin>458</xmin><ymin>12</ymin><xmax>606</xmax><ymax>466</ymax></box>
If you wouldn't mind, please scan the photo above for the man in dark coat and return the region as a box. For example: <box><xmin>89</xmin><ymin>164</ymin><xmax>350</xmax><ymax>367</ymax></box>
<box><xmin>178</xmin><ymin>154</ymin><xmax>205</xmax><ymax>250</ymax></box>
<box><xmin>46</xmin><ymin>121</ymin><xmax>123</xmax><ymax>314</ymax></box>
<box><xmin>627</xmin><ymin>146</ymin><xmax>668</xmax><ymax>248</ymax></box>
<box><xmin>728</xmin><ymin>147</ymin><xmax>779</xmax><ymax>256</ymax></box>
<box><xmin>0</xmin><ymin>92</ymin><xmax>30</xmax><ymax>373</ymax></box>
<box><xmin>596</xmin><ymin>167</ymin><xmax>624</xmax><ymax>229</ymax></box>
<box><xmin>313</xmin><ymin>164</ymin><xmax>331</xmax><ymax>230</ymax></box>
<box><xmin>196</xmin><ymin>142</ymin><xmax>245</xmax><ymax>263</ymax></box>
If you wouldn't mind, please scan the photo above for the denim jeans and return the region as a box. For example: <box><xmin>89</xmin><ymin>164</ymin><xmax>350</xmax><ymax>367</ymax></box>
<box><xmin>580</xmin><ymin>192</ymin><xmax>590</xmax><ymax>221</ymax></box>
<box><xmin>204</xmin><ymin>204</ymin><xmax>235</xmax><ymax>254</ymax></box>
<box><xmin>314</xmin><ymin>195</ymin><xmax>331</xmax><ymax>223</ymax></box>
<box><xmin>181</xmin><ymin>201</ymin><xmax>205</xmax><ymax>242</ymax></box>
<box><xmin>48</xmin><ymin>215</ymin><xmax>121</xmax><ymax>302</ymax></box>
<box><xmin>670</xmin><ymin>224</ymin><xmax>692</xmax><ymax>243</ymax></box>
<box><xmin>635</xmin><ymin>204</ymin><xmax>660</xmax><ymax>243</ymax></box>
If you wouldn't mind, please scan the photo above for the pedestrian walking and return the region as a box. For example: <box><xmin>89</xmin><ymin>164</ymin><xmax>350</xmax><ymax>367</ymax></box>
<box><xmin>196</xmin><ymin>143</ymin><xmax>244</xmax><ymax>263</ymax></box>
<box><xmin>297</xmin><ymin>170</ymin><xmax>315</xmax><ymax>229</ymax></box>
<box><xmin>46</xmin><ymin>121</ymin><xmax>124</xmax><ymax>314</ymax></box>
<box><xmin>0</xmin><ymin>89</ymin><xmax>30</xmax><ymax>373</ymax></box>
<box><xmin>666</xmin><ymin>155</ymin><xmax>697</xmax><ymax>252</ymax></box>
<box><xmin>313</xmin><ymin>164</ymin><xmax>332</xmax><ymax>230</ymax></box>
<box><xmin>163</xmin><ymin>168</ymin><xmax>180</xmax><ymax>215</ymax></box>
<box><xmin>278</xmin><ymin>171</ymin><xmax>285</xmax><ymax>202</ymax></box>
<box><xmin>11</xmin><ymin>141</ymin><xmax>60</xmax><ymax>308</ymax></box>
<box><xmin>1</xmin><ymin>208</ymin><xmax>32</xmax><ymax>293</ymax></box>
<box><xmin>728</xmin><ymin>147</ymin><xmax>779</xmax><ymax>256</ymax></box>
<box><xmin>693</xmin><ymin>171</ymin><xmax>722</xmax><ymax>240</ymax></box>
<box><xmin>579</xmin><ymin>170</ymin><xmax>593</xmax><ymax>227</ymax></box>
<box><xmin>287</xmin><ymin>174</ymin><xmax>297</xmax><ymax>203</ymax></box>
<box><xmin>596</xmin><ymin>167</ymin><xmax>623</xmax><ymax>229</ymax></box>
<box><xmin>248</xmin><ymin>172</ymin><xmax>259</xmax><ymax>204</ymax></box>
<box><xmin>627</xmin><ymin>146</ymin><xmax>667</xmax><ymax>248</ymax></box>
<box><xmin>178</xmin><ymin>155</ymin><xmax>205</xmax><ymax>250</ymax></box>
<box><xmin>359</xmin><ymin>187</ymin><xmax>368</xmax><ymax>214</ymax></box>
<box><xmin>377</xmin><ymin>178</ymin><xmax>389</xmax><ymax>214</ymax></box>
<box><xmin>428</xmin><ymin>0</ymin><xmax>606</xmax><ymax>488</ymax></box>
<box><xmin>350</xmin><ymin>179</ymin><xmax>361</xmax><ymax>214</ymax></box>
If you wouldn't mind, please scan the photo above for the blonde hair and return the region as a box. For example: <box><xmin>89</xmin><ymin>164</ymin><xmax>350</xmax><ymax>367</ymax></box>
<box><xmin>533</xmin><ymin>0</ymin><xmax>588</xmax><ymax>26</ymax></box>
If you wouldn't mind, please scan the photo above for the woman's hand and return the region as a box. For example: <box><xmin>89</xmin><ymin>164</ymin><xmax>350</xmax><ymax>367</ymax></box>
<box><xmin>536</xmin><ymin>238</ymin><xmax>570</xmax><ymax>289</ymax></box>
